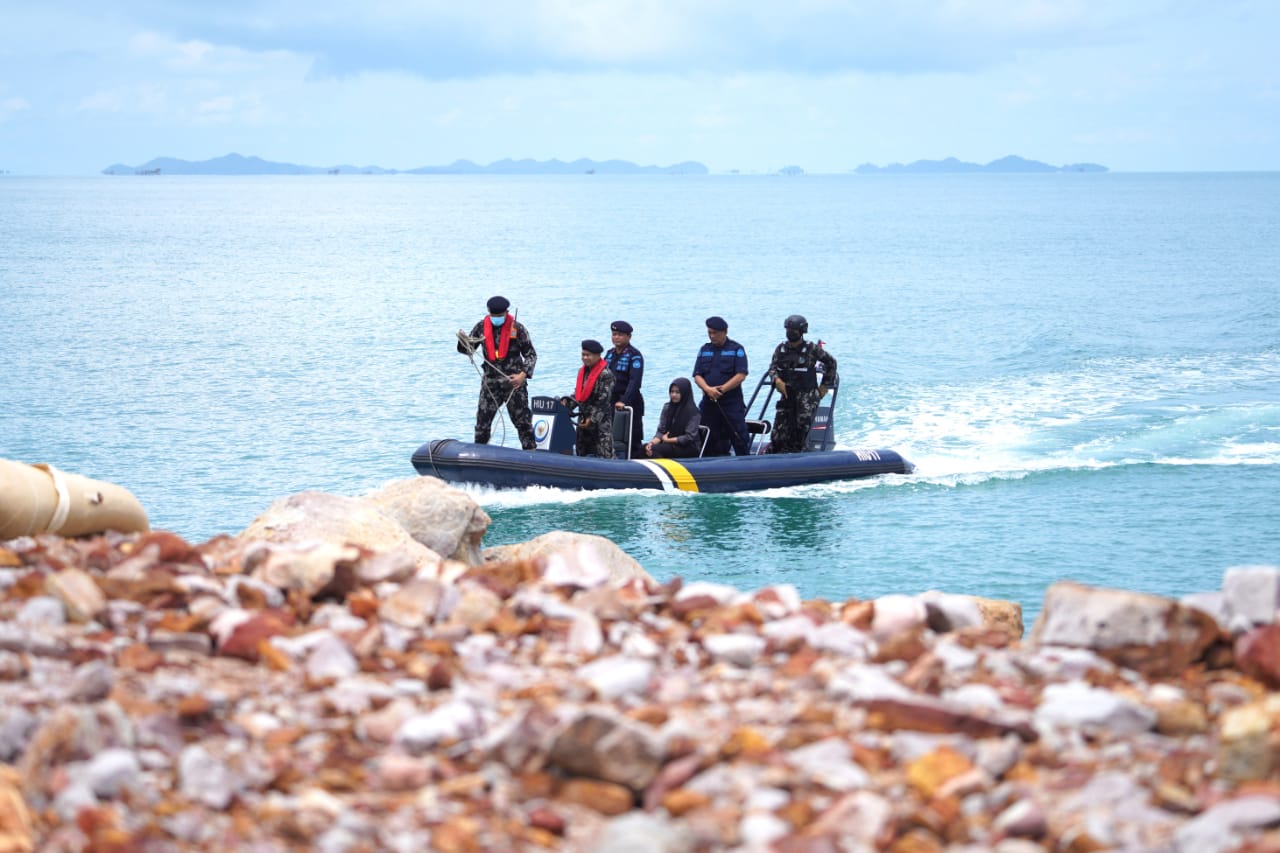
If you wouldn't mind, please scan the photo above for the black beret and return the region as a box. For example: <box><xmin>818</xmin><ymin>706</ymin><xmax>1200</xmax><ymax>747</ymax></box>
<box><xmin>705</xmin><ymin>315</ymin><xmax>728</xmax><ymax>331</ymax></box>
<box><xmin>610</xmin><ymin>320</ymin><xmax>633</xmax><ymax>334</ymax></box>
<box><xmin>486</xmin><ymin>295</ymin><xmax>510</xmax><ymax>314</ymax></box>
<box><xmin>581</xmin><ymin>339</ymin><xmax>604</xmax><ymax>354</ymax></box>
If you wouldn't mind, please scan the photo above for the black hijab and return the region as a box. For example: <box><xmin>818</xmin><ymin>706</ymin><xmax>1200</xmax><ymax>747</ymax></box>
<box><xmin>667</xmin><ymin>377</ymin><xmax>697</xmax><ymax>434</ymax></box>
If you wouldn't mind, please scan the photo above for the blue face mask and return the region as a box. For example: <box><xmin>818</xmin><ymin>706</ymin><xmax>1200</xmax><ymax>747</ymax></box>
<box><xmin>489</xmin><ymin>315</ymin><xmax>506</xmax><ymax>327</ymax></box>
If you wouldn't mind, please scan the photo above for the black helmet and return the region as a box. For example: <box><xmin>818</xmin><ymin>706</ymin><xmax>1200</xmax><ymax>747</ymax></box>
<box><xmin>784</xmin><ymin>314</ymin><xmax>808</xmax><ymax>334</ymax></box>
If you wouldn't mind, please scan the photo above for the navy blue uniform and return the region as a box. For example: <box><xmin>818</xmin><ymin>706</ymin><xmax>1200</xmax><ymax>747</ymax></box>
<box><xmin>693</xmin><ymin>338</ymin><xmax>750</xmax><ymax>456</ymax></box>
<box><xmin>604</xmin><ymin>344</ymin><xmax>645</xmax><ymax>458</ymax></box>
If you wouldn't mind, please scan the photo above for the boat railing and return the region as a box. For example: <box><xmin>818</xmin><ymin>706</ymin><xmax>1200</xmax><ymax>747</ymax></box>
<box><xmin>742</xmin><ymin>366</ymin><xmax>840</xmax><ymax>453</ymax></box>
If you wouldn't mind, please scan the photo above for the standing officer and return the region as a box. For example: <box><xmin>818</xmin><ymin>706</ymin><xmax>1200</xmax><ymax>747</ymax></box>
<box><xmin>456</xmin><ymin>296</ymin><xmax>538</xmax><ymax>450</ymax></box>
<box><xmin>560</xmin><ymin>340</ymin><xmax>615</xmax><ymax>458</ymax></box>
<box><xmin>692</xmin><ymin>316</ymin><xmax>750</xmax><ymax>456</ymax></box>
<box><xmin>604</xmin><ymin>320</ymin><xmax>645</xmax><ymax>459</ymax></box>
<box><xmin>766</xmin><ymin>314</ymin><xmax>838</xmax><ymax>453</ymax></box>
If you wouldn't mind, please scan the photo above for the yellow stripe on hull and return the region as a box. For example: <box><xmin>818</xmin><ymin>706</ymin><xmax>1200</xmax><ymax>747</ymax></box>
<box><xmin>650</xmin><ymin>458</ymin><xmax>700</xmax><ymax>492</ymax></box>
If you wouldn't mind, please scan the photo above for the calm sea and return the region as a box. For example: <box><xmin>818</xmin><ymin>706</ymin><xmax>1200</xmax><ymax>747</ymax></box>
<box><xmin>3</xmin><ymin>173</ymin><xmax>1278</xmax><ymax>622</ymax></box>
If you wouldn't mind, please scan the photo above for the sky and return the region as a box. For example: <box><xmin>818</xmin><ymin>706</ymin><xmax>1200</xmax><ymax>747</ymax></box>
<box><xmin>1</xmin><ymin>0</ymin><xmax>1277</xmax><ymax>175</ymax></box>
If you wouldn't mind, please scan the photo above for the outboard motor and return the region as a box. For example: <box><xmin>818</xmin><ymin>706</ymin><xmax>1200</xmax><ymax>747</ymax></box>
<box><xmin>531</xmin><ymin>396</ymin><xmax>576</xmax><ymax>454</ymax></box>
<box><xmin>805</xmin><ymin>372</ymin><xmax>838</xmax><ymax>451</ymax></box>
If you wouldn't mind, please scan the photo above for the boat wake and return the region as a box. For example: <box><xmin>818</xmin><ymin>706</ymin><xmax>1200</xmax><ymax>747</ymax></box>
<box><xmin>858</xmin><ymin>350</ymin><xmax>1280</xmax><ymax>489</ymax></box>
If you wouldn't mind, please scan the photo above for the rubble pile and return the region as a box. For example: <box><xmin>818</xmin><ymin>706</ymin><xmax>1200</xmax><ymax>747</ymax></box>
<box><xmin>1</xmin><ymin>480</ymin><xmax>1279</xmax><ymax>852</ymax></box>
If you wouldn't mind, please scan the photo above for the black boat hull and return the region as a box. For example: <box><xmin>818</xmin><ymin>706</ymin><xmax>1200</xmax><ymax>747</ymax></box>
<box><xmin>412</xmin><ymin>439</ymin><xmax>913</xmax><ymax>493</ymax></box>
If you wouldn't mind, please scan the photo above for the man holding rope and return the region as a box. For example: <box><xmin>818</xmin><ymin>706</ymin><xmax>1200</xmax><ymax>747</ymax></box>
<box><xmin>457</xmin><ymin>296</ymin><xmax>539</xmax><ymax>450</ymax></box>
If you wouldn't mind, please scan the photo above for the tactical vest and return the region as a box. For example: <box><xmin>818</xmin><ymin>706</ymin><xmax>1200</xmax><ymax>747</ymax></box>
<box><xmin>773</xmin><ymin>341</ymin><xmax>821</xmax><ymax>391</ymax></box>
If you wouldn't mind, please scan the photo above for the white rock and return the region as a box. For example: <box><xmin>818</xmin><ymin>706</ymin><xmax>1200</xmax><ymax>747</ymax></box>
<box><xmin>68</xmin><ymin>660</ymin><xmax>114</xmax><ymax>702</ymax></box>
<box><xmin>675</xmin><ymin>581</ymin><xmax>742</xmax><ymax>605</ymax></box>
<box><xmin>740</xmin><ymin>812</ymin><xmax>790</xmax><ymax>848</ymax></box>
<box><xmin>587</xmin><ymin>812</ymin><xmax>697</xmax><ymax>853</ymax></box>
<box><xmin>703</xmin><ymin>633</ymin><xmax>766</xmax><ymax>667</ymax></box>
<box><xmin>271</xmin><ymin>629</ymin><xmax>338</xmax><ymax>659</ymax></box>
<box><xmin>363</xmin><ymin>475</ymin><xmax>490</xmax><ymax>565</ymax></box>
<box><xmin>942</xmin><ymin>683</ymin><xmax>1005</xmax><ymax>711</ymax></box>
<box><xmin>826</xmin><ymin>662</ymin><xmax>913</xmax><ymax>702</ymax></box>
<box><xmin>488</xmin><ymin>531</ymin><xmax>653</xmax><ymax>587</ymax></box>
<box><xmin>746</xmin><ymin>786</ymin><xmax>791</xmax><ymax>812</ymax></box>
<box><xmin>240</xmin><ymin>491</ymin><xmax>442</xmax><ymax>572</ymax></box>
<box><xmin>1035</xmin><ymin>681</ymin><xmax>1156</xmax><ymax>735</ymax></box>
<box><xmin>578</xmin><ymin>656</ymin><xmax>655</xmax><ymax>700</ymax></box>
<box><xmin>16</xmin><ymin>595</ymin><xmax>66</xmax><ymax>627</ymax></box>
<box><xmin>787</xmin><ymin>738</ymin><xmax>871</xmax><ymax>791</ymax></box>
<box><xmin>395</xmin><ymin>700</ymin><xmax>484</xmax><ymax>753</ymax></box>
<box><xmin>568</xmin><ymin>611</ymin><xmax>604</xmax><ymax>657</ymax></box>
<box><xmin>53</xmin><ymin>781</ymin><xmax>99</xmax><ymax>823</ymax></box>
<box><xmin>809</xmin><ymin>622</ymin><xmax>871</xmax><ymax>658</ymax></box>
<box><xmin>934</xmin><ymin>638</ymin><xmax>981</xmax><ymax>672</ymax></box>
<box><xmin>761</xmin><ymin>615</ymin><xmax>816</xmax><ymax>646</ymax></box>
<box><xmin>1175</xmin><ymin>795</ymin><xmax>1280</xmax><ymax>853</ymax></box>
<box><xmin>179</xmin><ymin>745</ymin><xmax>239</xmax><ymax>810</ymax></box>
<box><xmin>1223</xmin><ymin>565</ymin><xmax>1280</xmax><ymax>626</ymax></box>
<box><xmin>305</xmin><ymin>634</ymin><xmax>360</xmax><ymax>682</ymax></box>
<box><xmin>84</xmin><ymin>747</ymin><xmax>142</xmax><ymax>798</ymax></box>
<box><xmin>872</xmin><ymin>594</ymin><xmax>928</xmax><ymax>637</ymax></box>
<box><xmin>619</xmin><ymin>628</ymin><xmax>660</xmax><ymax>660</ymax></box>
<box><xmin>1181</xmin><ymin>591</ymin><xmax>1231</xmax><ymax>630</ymax></box>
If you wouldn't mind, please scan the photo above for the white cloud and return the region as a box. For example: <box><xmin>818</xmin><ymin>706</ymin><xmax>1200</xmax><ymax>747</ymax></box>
<box><xmin>0</xmin><ymin>96</ymin><xmax>31</xmax><ymax>122</ymax></box>
<box><xmin>78</xmin><ymin>90</ymin><xmax>127</xmax><ymax>113</ymax></box>
<box><xmin>197</xmin><ymin>95</ymin><xmax>235</xmax><ymax>115</ymax></box>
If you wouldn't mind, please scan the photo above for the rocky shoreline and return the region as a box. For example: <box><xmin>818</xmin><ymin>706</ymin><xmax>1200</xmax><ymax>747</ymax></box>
<box><xmin>2</xmin><ymin>476</ymin><xmax>1279</xmax><ymax>851</ymax></box>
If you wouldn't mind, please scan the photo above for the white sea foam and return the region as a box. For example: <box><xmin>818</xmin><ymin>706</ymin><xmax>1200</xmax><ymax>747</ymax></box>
<box><xmin>848</xmin><ymin>351</ymin><xmax>1280</xmax><ymax>488</ymax></box>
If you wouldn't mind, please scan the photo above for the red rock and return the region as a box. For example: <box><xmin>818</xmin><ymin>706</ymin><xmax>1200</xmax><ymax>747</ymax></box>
<box><xmin>906</xmin><ymin>745</ymin><xmax>975</xmax><ymax>799</ymax></box>
<box><xmin>526</xmin><ymin>806</ymin><xmax>565</xmax><ymax>835</ymax></box>
<box><xmin>556</xmin><ymin>778</ymin><xmax>635</xmax><ymax>816</ymax></box>
<box><xmin>773</xmin><ymin>835</ymin><xmax>841</xmax><ymax>853</ymax></box>
<box><xmin>130</xmin><ymin>530</ymin><xmax>201</xmax><ymax>563</ymax></box>
<box><xmin>116</xmin><ymin>642</ymin><xmax>163</xmax><ymax>673</ymax></box>
<box><xmin>643</xmin><ymin>753</ymin><xmax>703</xmax><ymax>811</ymax></box>
<box><xmin>1237</xmin><ymin>624</ymin><xmax>1280</xmax><ymax>688</ymax></box>
<box><xmin>865</xmin><ymin>696</ymin><xmax>1037</xmax><ymax>742</ymax></box>
<box><xmin>218</xmin><ymin>610</ymin><xmax>293</xmax><ymax>661</ymax></box>
<box><xmin>661</xmin><ymin>788</ymin><xmax>711</xmax><ymax>817</ymax></box>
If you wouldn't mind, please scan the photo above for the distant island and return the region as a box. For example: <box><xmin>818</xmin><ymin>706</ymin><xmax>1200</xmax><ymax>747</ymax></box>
<box><xmin>854</xmin><ymin>155</ymin><xmax>1107</xmax><ymax>174</ymax></box>
<box><xmin>101</xmin><ymin>153</ymin><xmax>709</xmax><ymax>176</ymax></box>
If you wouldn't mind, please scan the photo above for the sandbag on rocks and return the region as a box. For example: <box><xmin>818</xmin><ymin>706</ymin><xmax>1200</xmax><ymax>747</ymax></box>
<box><xmin>0</xmin><ymin>458</ymin><xmax>148</xmax><ymax>539</ymax></box>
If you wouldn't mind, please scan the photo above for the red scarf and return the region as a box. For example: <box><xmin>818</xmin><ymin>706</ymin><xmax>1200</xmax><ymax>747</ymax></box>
<box><xmin>575</xmin><ymin>359</ymin><xmax>608</xmax><ymax>403</ymax></box>
<box><xmin>482</xmin><ymin>316</ymin><xmax>515</xmax><ymax>360</ymax></box>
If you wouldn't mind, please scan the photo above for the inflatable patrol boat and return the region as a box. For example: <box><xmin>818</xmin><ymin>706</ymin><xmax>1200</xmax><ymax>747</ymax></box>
<box><xmin>412</xmin><ymin>378</ymin><xmax>913</xmax><ymax>493</ymax></box>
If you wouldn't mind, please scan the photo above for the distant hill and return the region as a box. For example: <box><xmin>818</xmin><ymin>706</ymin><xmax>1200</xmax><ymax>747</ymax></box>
<box><xmin>854</xmin><ymin>155</ymin><xmax>1108</xmax><ymax>174</ymax></box>
<box><xmin>102</xmin><ymin>153</ymin><xmax>709</xmax><ymax>176</ymax></box>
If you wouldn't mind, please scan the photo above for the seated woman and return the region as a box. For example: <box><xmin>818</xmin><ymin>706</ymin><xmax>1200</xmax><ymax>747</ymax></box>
<box><xmin>645</xmin><ymin>377</ymin><xmax>702</xmax><ymax>459</ymax></box>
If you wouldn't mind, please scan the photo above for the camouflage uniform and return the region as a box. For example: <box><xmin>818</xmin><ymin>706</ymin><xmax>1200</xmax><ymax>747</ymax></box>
<box><xmin>459</xmin><ymin>318</ymin><xmax>538</xmax><ymax>450</ymax></box>
<box><xmin>567</xmin><ymin>367</ymin><xmax>615</xmax><ymax>459</ymax></box>
<box><xmin>766</xmin><ymin>339</ymin><xmax>838</xmax><ymax>454</ymax></box>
